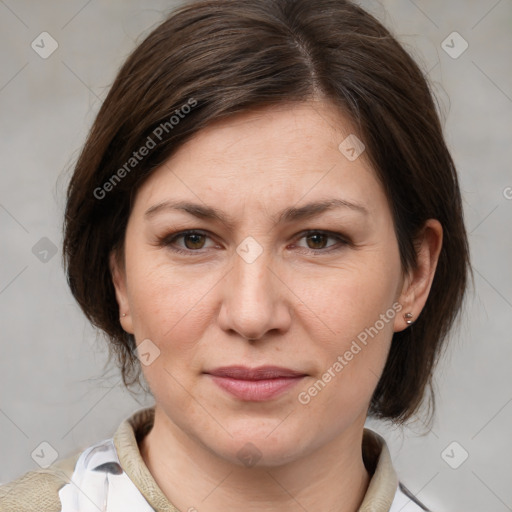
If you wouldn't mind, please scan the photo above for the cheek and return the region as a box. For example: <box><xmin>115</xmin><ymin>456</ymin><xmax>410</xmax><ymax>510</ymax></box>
<box><xmin>293</xmin><ymin>251</ymin><xmax>401</xmax><ymax>411</ymax></box>
<box><xmin>125</xmin><ymin>259</ymin><xmax>215</xmax><ymax>404</ymax></box>
<box><xmin>295</xmin><ymin>304</ymin><xmax>396</xmax><ymax>435</ymax></box>
<box><xmin>124</xmin><ymin>248</ymin><xmax>218</xmax><ymax>355</ymax></box>
<box><xmin>295</xmin><ymin>255</ymin><xmax>401</xmax><ymax>346</ymax></box>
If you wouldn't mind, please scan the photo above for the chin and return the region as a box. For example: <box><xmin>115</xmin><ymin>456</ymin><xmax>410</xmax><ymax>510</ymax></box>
<box><xmin>203</xmin><ymin>420</ymin><xmax>310</xmax><ymax>468</ymax></box>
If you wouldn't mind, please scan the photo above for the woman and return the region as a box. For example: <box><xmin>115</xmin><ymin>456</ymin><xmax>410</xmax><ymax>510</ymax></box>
<box><xmin>0</xmin><ymin>0</ymin><xmax>470</xmax><ymax>510</ymax></box>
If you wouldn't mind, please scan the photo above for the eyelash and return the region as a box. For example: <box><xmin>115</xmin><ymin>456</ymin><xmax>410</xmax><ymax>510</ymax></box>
<box><xmin>158</xmin><ymin>229</ymin><xmax>350</xmax><ymax>256</ymax></box>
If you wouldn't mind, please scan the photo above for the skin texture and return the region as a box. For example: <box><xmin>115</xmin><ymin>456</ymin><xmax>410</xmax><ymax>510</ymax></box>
<box><xmin>110</xmin><ymin>99</ymin><xmax>442</xmax><ymax>512</ymax></box>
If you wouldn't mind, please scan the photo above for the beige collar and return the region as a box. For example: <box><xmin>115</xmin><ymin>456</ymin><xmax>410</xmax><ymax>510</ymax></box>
<box><xmin>113</xmin><ymin>406</ymin><xmax>398</xmax><ymax>512</ymax></box>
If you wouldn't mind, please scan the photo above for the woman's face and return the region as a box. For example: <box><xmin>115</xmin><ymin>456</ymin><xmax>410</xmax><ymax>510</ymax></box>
<box><xmin>112</xmin><ymin>100</ymin><xmax>410</xmax><ymax>465</ymax></box>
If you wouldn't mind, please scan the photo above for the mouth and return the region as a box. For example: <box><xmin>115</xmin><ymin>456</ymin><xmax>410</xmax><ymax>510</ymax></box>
<box><xmin>204</xmin><ymin>365</ymin><xmax>307</xmax><ymax>401</ymax></box>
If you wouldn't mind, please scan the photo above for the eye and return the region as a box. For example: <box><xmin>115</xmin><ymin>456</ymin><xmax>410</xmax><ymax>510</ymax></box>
<box><xmin>159</xmin><ymin>229</ymin><xmax>350</xmax><ymax>256</ymax></box>
<box><xmin>160</xmin><ymin>230</ymin><xmax>217</xmax><ymax>254</ymax></box>
<box><xmin>293</xmin><ymin>231</ymin><xmax>349</xmax><ymax>253</ymax></box>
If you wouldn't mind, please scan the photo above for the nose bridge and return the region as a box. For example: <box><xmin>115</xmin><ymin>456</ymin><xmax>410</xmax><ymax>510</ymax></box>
<box><xmin>232</xmin><ymin>241</ymin><xmax>273</xmax><ymax>309</ymax></box>
<box><xmin>233</xmin><ymin>241</ymin><xmax>270</xmax><ymax>296</ymax></box>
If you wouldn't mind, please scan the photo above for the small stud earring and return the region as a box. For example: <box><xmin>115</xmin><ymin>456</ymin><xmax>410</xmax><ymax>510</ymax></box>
<box><xmin>404</xmin><ymin>312</ymin><xmax>413</xmax><ymax>325</ymax></box>
<box><xmin>121</xmin><ymin>313</ymin><xmax>127</xmax><ymax>318</ymax></box>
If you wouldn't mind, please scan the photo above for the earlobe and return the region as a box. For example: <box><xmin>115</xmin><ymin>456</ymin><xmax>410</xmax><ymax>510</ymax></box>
<box><xmin>394</xmin><ymin>219</ymin><xmax>443</xmax><ymax>332</ymax></box>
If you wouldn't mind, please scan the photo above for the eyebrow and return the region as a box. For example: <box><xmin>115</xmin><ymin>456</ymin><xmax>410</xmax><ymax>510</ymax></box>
<box><xmin>144</xmin><ymin>198</ymin><xmax>368</xmax><ymax>228</ymax></box>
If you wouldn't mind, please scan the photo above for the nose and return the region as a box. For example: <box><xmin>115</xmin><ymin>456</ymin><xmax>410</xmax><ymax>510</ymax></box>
<box><xmin>217</xmin><ymin>248</ymin><xmax>292</xmax><ymax>342</ymax></box>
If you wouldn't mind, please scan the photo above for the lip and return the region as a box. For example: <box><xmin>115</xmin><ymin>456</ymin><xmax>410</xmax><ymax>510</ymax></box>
<box><xmin>204</xmin><ymin>365</ymin><xmax>307</xmax><ymax>401</ymax></box>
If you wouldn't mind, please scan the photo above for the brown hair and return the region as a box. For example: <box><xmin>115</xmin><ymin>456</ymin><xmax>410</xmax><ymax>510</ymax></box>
<box><xmin>62</xmin><ymin>0</ymin><xmax>470</xmax><ymax>423</ymax></box>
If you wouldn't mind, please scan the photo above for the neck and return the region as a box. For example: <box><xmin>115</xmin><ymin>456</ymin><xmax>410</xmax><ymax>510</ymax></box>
<box><xmin>139</xmin><ymin>406</ymin><xmax>371</xmax><ymax>512</ymax></box>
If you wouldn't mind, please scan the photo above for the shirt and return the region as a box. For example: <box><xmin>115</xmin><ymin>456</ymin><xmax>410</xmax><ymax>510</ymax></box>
<box><xmin>0</xmin><ymin>406</ymin><xmax>431</xmax><ymax>511</ymax></box>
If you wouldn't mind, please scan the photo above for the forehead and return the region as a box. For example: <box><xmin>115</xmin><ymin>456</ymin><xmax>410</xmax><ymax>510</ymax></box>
<box><xmin>173</xmin><ymin>100</ymin><xmax>366</xmax><ymax>169</ymax></box>
<box><xmin>133</xmin><ymin>100</ymin><xmax>384</xmax><ymax>216</ymax></box>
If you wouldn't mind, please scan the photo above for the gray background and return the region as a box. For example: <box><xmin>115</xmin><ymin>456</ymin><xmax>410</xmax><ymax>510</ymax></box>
<box><xmin>0</xmin><ymin>1</ymin><xmax>511</xmax><ymax>510</ymax></box>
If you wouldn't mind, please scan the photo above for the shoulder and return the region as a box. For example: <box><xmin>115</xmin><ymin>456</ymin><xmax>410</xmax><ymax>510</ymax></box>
<box><xmin>0</xmin><ymin>437</ymin><xmax>149</xmax><ymax>512</ymax></box>
<box><xmin>0</xmin><ymin>451</ymin><xmax>80</xmax><ymax>512</ymax></box>
<box><xmin>0</xmin><ymin>407</ymin><xmax>157</xmax><ymax>512</ymax></box>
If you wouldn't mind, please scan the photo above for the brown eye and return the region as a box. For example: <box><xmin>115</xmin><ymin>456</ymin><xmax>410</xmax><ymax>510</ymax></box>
<box><xmin>305</xmin><ymin>233</ymin><xmax>329</xmax><ymax>249</ymax></box>
<box><xmin>159</xmin><ymin>230</ymin><xmax>217</xmax><ymax>254</ymax></box>
<box><xmin>182</xmin><ymin>233</ymin><xmax>207</xmax><ymax>250</ymax></box>
<box><xmin>294</xmin><ymin>231</ymin><xmax>349</xmax><ymax>254</ymax></box>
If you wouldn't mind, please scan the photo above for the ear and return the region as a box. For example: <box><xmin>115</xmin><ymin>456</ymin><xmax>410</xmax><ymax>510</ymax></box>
<box><xmin>109</xmin><ymin>250</ymin><xmax>134</xmax><ymax>334</ymax></box>
<box><xmin>394</xmin><ymin>219</ymin><xmax>443</xmax><ymax>332</ymax></box>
